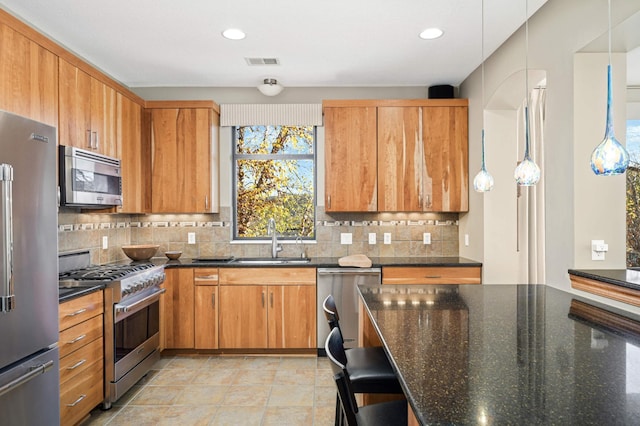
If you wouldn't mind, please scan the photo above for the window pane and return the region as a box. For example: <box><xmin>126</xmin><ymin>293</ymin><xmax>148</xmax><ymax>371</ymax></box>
<box><xmin>236</xmin><ymin>125</ymin><xmax>314</xmax><ymax>155</ymax></box>
<box><xmin>234</xmin><ymin>125</ymin><xmax>316</xmax><ymax>240</ymax></box>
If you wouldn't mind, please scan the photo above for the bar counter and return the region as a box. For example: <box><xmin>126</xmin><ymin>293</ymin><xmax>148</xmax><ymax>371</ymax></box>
<box><xmin>358</xmin><ymin>284</ymin><xmax>640</xmax><ymax>425</ymax></box>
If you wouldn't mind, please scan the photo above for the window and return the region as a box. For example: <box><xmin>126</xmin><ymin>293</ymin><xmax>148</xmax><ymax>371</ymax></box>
<box><xmin>233</xmin><ymin>125</ymin><xmax>316</xmax><ymax>240</ymax></box>
<box><xmin>627</xmin><ymin>119</ymin><xmax>640</xmax><ymax>266</ymax></box>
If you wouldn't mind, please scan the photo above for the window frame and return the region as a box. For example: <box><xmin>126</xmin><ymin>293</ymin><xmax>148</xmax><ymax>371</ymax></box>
<box><xmin>231</xmin><ymin>125</ymin><xmax>317</xmax><ymax>241</ymax></box>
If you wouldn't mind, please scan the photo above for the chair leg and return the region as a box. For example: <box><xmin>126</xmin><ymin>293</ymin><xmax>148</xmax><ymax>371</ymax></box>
<box><xmin>334</xmin><ymin>393</ymin><xmax>342</xmax><ymax>426</ymax></box>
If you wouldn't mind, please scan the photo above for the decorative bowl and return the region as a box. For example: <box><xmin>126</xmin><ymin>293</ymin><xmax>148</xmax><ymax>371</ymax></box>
<box><xmin>165</xmin><ymin>251</ymin><xmax>182</xmax><ymax>260</ymax></box>
<box><xmin>121</xmin><ymin>244</ymin><xmax>159</xmax><ymax>261</ymax></box>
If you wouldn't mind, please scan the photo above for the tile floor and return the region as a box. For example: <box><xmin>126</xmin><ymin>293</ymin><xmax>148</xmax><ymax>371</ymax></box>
<box><xmin>83</xmin><ymin>355</ymin><xmax>336</xmax><ymax>426</ymax></box>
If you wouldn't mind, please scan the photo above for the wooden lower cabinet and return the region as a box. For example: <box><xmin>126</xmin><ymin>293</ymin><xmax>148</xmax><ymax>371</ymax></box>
<box><xmin>218</xmin><ymin>268</ymin><xmax>316</xmax><ymax>350</ymax></box>
<box><xmin>382</xmin><ymin>266</ymin><xmax>481</xmax><ymax>285</ymax></box>
<box><xmin>194</xmin><ymin>268</ymin><xmax>219</xmax><ymax>349</ymax></box>
<box><xmin>59</xmin><ymin>290</ymin><xmax>104</xmax><ymax>426</ymax></box>
<box><xmin>161</xmin><ymin>268</ymin><xmax>195</xmax><ymax>349</ymax></box>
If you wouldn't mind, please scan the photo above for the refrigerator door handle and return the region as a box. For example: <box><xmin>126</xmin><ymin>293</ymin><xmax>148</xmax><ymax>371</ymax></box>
<box><xmin>0</xmin><ymin>163</ymin><xmax>14</xmax><ymax>313</ymax></box>
<box><xmin>0</xmin><ymin>360</ymin><xmax>54</xmax><ymax>398</ymax></box>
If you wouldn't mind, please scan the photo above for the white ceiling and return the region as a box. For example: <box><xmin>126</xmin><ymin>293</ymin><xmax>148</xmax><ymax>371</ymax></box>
<box><xmin>1</xmin><ymin>0</ymin><xmax>550</xmax><ymax>89</ymax></box>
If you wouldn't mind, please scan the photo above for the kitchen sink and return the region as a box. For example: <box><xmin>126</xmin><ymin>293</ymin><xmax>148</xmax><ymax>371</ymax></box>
<box><xmin>233</xmin><ymin>257</ymin><xmax>311</xmax><ymax>265</ymax></box>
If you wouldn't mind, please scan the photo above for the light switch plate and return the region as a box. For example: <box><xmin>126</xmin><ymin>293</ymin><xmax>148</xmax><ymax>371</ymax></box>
<box><xmin>423</xmin><ymin>233</ymin><xmax>431</xmax><ymax>245</ymax></box>
<box><xmin>341</xmin><ymin>233</ymin><xmax>353</xmax><ymax>245</ymax></box>
<box><xmin>188</xmin><ymin>232</ymin><xmax>196</xmax><ymax>244</ymax></box>
<box><xmin>368</xmin><ymin>233</ymin><xmax>376</xmax><ymax>245</ymax></box>
<box><xmin>591</xmin><ymin>239</ymin><xmax>605</xmax><ymax>260</ymax></box>
<box><xmin>464</xmin><ymin>234</ymin><xmax>470</xmax><ymax>246</ymax></box>
<box><xmin>102</xmin><ymin>236</ymin><xmax>108</xmax><ymax>250</ymax></box>
<box><xmin>383</xmin><ymin>233</ymin><xmax>391</xmax><ymax>244</ymax></box>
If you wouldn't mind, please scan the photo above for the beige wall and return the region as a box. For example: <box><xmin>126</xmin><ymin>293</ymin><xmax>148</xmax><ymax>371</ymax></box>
<box><xmin>459</xmin><ymin>0</ymin><xmax>640</xmax><ymax>312</ymax></box>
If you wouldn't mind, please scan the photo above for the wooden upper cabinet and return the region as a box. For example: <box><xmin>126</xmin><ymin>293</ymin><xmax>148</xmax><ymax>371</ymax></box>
<box><xmin>117</xmin><ymin>94</ymin><xmax>148</xmax><ymax>213</ymax></box>
<box><xmin>149</xmin><ymin>104</ymin><xmax>218</xmax><ymax>213</ymax></box>
<box><xmin>324</xmin><ymin>106</ymin><xmax>377</xmax><ymax>212</ymax></box>
<box><xmin>59</xmin><ymin>59</ymin><xmax>117</xmax><ymax>157</ymax></box>
<box><xmin>377</xmin><ymin>107</ymin><xmax>423</xmax><ymax>211</ymax></box>
<box><xmin>0</xmin><ymin>23</ymin><xmax>58</xmax><ymax>127</ymax></box>
<box><xmin>423</xmin><ymin>106</ymin><xmax>468</xmax><ymax>212</ymax></box>
<box><xmin>324</xmin><ymin>99</ymin><xmax>469</xmax><ymax>213</ymax></box>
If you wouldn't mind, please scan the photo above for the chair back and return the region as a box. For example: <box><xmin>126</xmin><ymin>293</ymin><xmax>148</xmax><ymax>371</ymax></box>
<box><xmin>322</xmin><ymin>294</ymin><xmax>341</xmax><ymax>332</ymax></box>
<box><xmin>326</xmin><ymin>327</ymin><xmax>359</xmax><ymax>424</ymax></box>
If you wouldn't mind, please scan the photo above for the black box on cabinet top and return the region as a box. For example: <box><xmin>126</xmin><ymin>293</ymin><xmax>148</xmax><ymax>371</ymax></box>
<box><xmin>428</xmin><ymin>84</ymin><xmax>454</xmax><ymax>99</ymax></box>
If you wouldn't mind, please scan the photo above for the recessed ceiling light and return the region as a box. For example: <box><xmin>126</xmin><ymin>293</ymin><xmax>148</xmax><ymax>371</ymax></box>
<box><xmin>222</xmin><ymin>28</ymin><xmax>246</xmax><ymax>40</ymax></box>
<box><xmin>419</xmin><ymin>28</ymin><xmax>444</xmax><ymax>40</ymax></box>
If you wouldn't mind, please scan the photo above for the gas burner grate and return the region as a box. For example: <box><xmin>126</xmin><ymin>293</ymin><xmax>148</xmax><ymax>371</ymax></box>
<box><xmin>59</xmin><ymin>263</ymin><xmax>155</xmax><ymax>281</ymax></box>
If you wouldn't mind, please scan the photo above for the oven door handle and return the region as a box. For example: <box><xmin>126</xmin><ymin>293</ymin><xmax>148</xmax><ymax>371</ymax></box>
<box><xmin>115</xmin><ymin>288</ymin><xmax>166</xmax><ymax>317</ymax></box>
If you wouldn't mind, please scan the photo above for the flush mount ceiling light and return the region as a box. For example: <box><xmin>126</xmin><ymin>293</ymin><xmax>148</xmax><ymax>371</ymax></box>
<box><xmin>419</xmin><ymin>28</ymin><xmax>444</xmax><ymax>40</ymax></box>
<box><xmin>222</xmin><ymin>28</ymin><xmax>246</xmax><ymax>40</ymax></box>
<box><xmin>257</xmin><ymin>78</ymin><xmax>283</xmax><ymax>96</ymax></box>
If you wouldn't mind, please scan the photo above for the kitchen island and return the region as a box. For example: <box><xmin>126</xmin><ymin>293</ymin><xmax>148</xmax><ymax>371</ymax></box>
<box><xmin>358</xmin><ymin>284</ymin><xmax>640</xmax><ymax>425</ymax></box>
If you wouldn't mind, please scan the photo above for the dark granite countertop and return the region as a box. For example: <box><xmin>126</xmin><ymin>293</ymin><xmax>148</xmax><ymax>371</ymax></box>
<box><xmin>358</xmin><ymin>283</ymin><xmax>640</xmax><ymax>425</ymax></box>
<box><xmin>569</xmin><ymin>268</ymin><xmax>640</xmax><ymax>292</ymax></box>
<box><xmin>58</xmin><ymin>283</ymin><xmax>105</xmax><ymax>303</ymax></box>
<box><xmin>148</xmin><ymin>256</ymin><xmax>481</xmax><ymax>268</ymax></box>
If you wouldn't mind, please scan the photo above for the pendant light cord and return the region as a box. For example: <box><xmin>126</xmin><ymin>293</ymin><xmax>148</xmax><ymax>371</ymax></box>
<box><xmin>525</xmin><ymin>0</ymin><xmax>529</xmax><ymax>110</ymax></box>
<box><xmin>608</xmin><ymin>0</ymin><xmax>612</xmax><ymax>66</ymax></box>
<box><xmin>481</xmin><ymin>0</ymin><xmax>485</xmax><ymax>109</ymax></box>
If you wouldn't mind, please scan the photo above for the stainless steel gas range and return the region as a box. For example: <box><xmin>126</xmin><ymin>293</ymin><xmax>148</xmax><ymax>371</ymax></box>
<box><xmin>59</xmin><ymin>251</ymin><xmax>166</xmax><ymax>409</ymax></box>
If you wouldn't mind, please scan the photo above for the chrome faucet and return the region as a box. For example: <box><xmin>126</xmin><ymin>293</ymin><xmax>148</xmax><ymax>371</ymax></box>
<box><xmin>267</xmin><ymin>218</ymin><xmax>282</xmax><ymax>258</ymax></box>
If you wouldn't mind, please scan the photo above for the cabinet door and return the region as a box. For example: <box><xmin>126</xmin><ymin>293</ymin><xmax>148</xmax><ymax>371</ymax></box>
<box><xmin>268</xmin><ymin>285</ymin><xmax>316</xmax><ymax>349</ymax></box>
<box><xmin>117</xmin><ymin>94</ymin><xmax>148</xmax><ymax>213</ymax></box>
<box><xmin>422</xmin><ymin>106</ymin><xmax>468</xmax><ymax>212</ymax></box>
<box><xmin>151</xmin><ymin>108</ymin><xmax>212</xmax><ymax>213</ymax></box>
<box><xmin>59</xmin><ymin>59</ymin><xmax>91</xmax><ymax>149</ymax></box>
<box><xmin>90</xmin><ymin>78</ymin><xmax>117</xmax><ymax>157</ymax></box>
<box><xmin>195</xmin><ymin>285</ymin><xmax>218</xmax><ymax>349</ymax></box>
<box><xmin>219</xmin><ymin>285</ymin><xmax>267</xmax><ymax>349</ymax></box>
<box><xmin>377</xmin><ymin>107</ymin><xmax>423</xmax><ymax>211</ymax></box>
<box><xmin>162</xmin><ymin>268</ymin><xmax>194</xmax><ymax>349</ymax></box>
<box><xmin>0</xmin><ymin>23</ymin><xmax>58</xmax><ymax>127</ymax></box>
<box><xmin>194</xmin><ymin>268</ymin><xmax>219</xmax><ymax>349</ymax></box>
<box><xmin>324</xmin><ymin>106</ymin><xmax>377</xmax><ymax>212</ymax></box>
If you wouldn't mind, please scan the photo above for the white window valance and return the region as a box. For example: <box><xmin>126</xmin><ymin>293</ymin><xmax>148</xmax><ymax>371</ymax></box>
<box><xmin>220</xmin><ymin>104</ymin><xmax>323</xmax><ymax>126</ymax></box>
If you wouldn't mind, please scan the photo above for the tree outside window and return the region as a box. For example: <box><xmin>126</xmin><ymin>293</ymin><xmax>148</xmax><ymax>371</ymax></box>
<box><xmin>627</xmin><ymin>119</ymin><xmax>640</xmax><ymax>266</ymax></box>
<box><xmin>233</xmin><ymin>125</ymin><xmax>315</xmax><ymax>240</ymax></box>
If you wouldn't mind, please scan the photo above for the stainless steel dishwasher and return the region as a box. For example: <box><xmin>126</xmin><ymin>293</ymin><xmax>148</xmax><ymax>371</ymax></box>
<box><xmin>317</xmin><ymin>267</ymin><xmax>381</xmax><ymax>354</ymax></box>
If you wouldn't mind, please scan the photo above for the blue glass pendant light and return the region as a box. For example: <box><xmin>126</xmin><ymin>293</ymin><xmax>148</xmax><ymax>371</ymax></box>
<box><xmin>473</xmin><ymin>0</ymin><xmax>494</xmax><ymax>192</ymax></box>
<box><xmin>590</xmin><ymin>0</ymin><xmax>629</xmax><ymax>175</ymax></box>
<box><xmin>514</xmin><ymin>0</ymin><xmax>541</xmax><ymax>186</ymax></box>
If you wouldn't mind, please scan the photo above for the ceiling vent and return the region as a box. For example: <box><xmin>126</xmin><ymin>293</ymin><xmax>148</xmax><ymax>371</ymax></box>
<box><xmin>245</xmin><ymin>57</ymin><xmax>280</xmax><ymax>66</ymax></box>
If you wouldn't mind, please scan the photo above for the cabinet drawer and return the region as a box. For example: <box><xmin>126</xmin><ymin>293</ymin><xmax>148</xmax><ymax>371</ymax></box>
<box><xmin>59</xmin><ymin>291</ymin><xmax>103</xmax><ymax>331</ymax></box>
<box><xmin>194</xmin><ymin>268</ymin><xmax>219</xmax><ymax>285</ymax></box>
<box><xmin>59</xmin><ymin>337</ymin><xmax>103</xmax><ymax>386</ymax></box>
<box><xmin>59</xmin><ymin>315</ymin><xmax>103</xmax><ymax>358</ymax></box>
<box><xmin>382</xmin><ymin>266</ymin><xmax>481</xmax><ymax>284</ymax></box>
<box><xmin>219</xmin><ymin>267</ymin><xmax>316</xmax><ymax>285</ymax></box>
<box><xmin>60</xmin><ymin>364</ymin><xmax>103</xmax><ymax>426</ymax></box>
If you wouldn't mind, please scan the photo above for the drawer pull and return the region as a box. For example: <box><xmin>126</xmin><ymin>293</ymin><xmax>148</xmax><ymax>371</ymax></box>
<box><xmin>66</xmin><ymin>308</ymin><xmax>87</xmax><ymax>317</ymax></box>
<box><xmin>66</xmin><ymin>394</ymin><xmax>86</xmax><ymax>407</ymax></box>
<box><xmin>66</xmin><ymin>359</ymin><xmax>87</xmax><ymax>370</ymax></box>
<box><xmin>195</xmin><ymin>275</ymin><xmax>218</xmax><ymax>281</ymax></box>
<box><xmin>424</xmin><ymin>276</ymin><xmax>442</xmax><ymax>279</ymax></box>
<box><xmin>67</xmin><ymin>334</ymin><xmax>86</xmax><ymax>344</ymax></box>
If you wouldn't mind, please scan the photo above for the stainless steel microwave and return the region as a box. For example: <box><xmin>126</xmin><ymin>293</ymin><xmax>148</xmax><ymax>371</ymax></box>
<box><xmin>59</xmin><ymin>145</ymin><xmax>122</xmax><ymax>208</ymax></box>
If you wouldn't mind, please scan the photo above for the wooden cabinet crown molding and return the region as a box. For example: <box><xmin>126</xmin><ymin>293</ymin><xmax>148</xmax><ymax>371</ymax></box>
<box><xmin>0</xmin><ymin>8</ymin><xmax>145</xmax><ymax>106</ymax></box>
<box><xmin>322</xmin><ymin>99</ymin><xmax>468</xmax><ymax>108</ymax></box>
<box><xmin>145</xmin><ymin>100</ymin><xmax>220</xmax><ymax>113</ymax></box>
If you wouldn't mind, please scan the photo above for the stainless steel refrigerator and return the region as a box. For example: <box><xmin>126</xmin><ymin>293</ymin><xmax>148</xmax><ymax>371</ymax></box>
<box><xmin>0</xmin><ymin>110</ymin><xmax>60</xmax><ymax>424</ymax></box>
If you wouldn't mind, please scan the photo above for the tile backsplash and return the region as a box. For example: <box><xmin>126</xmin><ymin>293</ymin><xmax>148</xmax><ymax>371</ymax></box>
<box><xmin>58</xmin><ymin>207</ymin><xmax>459</xmax><ymax>264</ymax></box>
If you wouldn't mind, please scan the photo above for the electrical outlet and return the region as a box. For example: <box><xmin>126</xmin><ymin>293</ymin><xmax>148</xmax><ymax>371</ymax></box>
<box><xmin>188</xmin><ymin>232</ymin><xmax>196</xmax><ymax>244</ymax></box>
<box><xmin>383</xmin><ymin>233</ymin><xmax>391</xmax><ymax>244</ymax></box>
<box><xmin>340</xmin><ymin>233</ymin><xmax>352</xmax><ymax>245</ymax></box>
<box><xmin>368</xmin><ymin>233</ymin><xmax>376</xmax><ymax>245</ymax></box>
<box><xmin>423</xmin><ymin>232</ymin><xmax>431</xmax><ymax>245</ymax></box>
<box><xmin>591</xmin><ymin>239</ymin><xmax>607</xmax><ymax>261</ymax></box>
<box><xmin>102</xmin><ymin>236</ymin><xmax>108</xmax><ymax>250</ymax></box>
<box><xmin>464</xmin><ymin>234</ymin><xmax>470</xmax><ymax>246</ymax></box>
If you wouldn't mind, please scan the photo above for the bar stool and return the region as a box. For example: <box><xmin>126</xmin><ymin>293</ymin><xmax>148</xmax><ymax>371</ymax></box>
<box><xmin>326</xmin><ymin>327</ymin><xmax>408</xmax><ymax>426</ymax></box>
<box><xmin>322</xmin><ymin>294</ymin><xmax>403</xmax><ymax>425</ymax></box>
